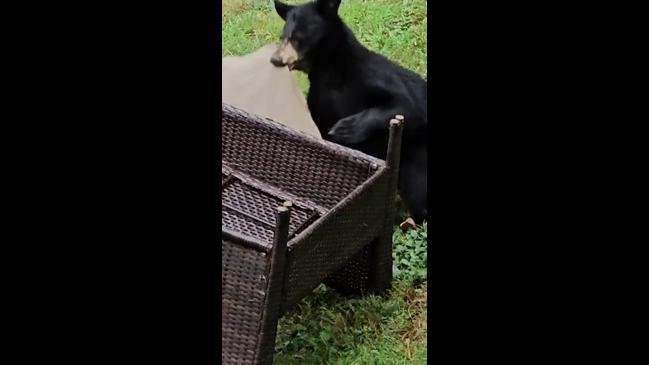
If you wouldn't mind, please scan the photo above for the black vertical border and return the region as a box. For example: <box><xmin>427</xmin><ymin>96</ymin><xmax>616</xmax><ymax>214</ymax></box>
<box><xmin>208</xmin><ymin>0</ymin><xmax>222</xmax><ymax>364</ymax></box>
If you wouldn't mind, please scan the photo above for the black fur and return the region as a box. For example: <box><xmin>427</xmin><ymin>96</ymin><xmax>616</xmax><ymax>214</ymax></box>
<box><xmin>272</xmin><ymin>0</ymin><xmax>427</xmax><ymax>223</ymax></box>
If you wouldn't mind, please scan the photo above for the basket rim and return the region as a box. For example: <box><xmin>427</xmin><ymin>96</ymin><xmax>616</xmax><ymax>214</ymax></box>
<box><xmin>222</xmin><ymin>102</ymin><xmax>387</xmax><ymax>168</ymax></box>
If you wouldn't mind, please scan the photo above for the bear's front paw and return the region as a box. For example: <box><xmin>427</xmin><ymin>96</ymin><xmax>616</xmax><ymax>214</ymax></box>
<box><xmin>327</xmin><ymin>118</ymin><xmax>367</xmax><ymax>145</ymax></box>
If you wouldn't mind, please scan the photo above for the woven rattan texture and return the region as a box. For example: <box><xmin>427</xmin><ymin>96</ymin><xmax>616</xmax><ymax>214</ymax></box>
<box><xmin>221</xmin><ymin>103</ymin><xmax>397</xmax><ymax>364</ymax></box>
<box><xmin>222</xmin><ymin>209</ymin><xmax>276</xmax><ymax>246</ymax></box>
<box><xmin>222</xmin><ymin>240</ymin><xmax>271</xmax><ymax>365</ymax></box>
<box><xmin>222</xmin><ymin>168</ymin><xmax>320</xmax><ymax>247</ymax></box>
<box><xmin>222</xmin><ymin>104</ymin><xmax>377</xmax><ymax>209</ymax></box>
<box><xmin>222</xmin><ymin>103</ymin><xmax>393</xmax><ymax>312</ymax></box>
<box><xmin>324</xmin><ymin>243</ymin><xmax>372</xmax><ymax>294</ymax></box>
<box><xmin>281</xmin><ymin>171</ymin><xmax>390</xmax><ymax>310</ymax></box>
<box><xmin>222</xmin><ymin>179</ymin><xmax>316</xmax><ymax>239</ymax></box>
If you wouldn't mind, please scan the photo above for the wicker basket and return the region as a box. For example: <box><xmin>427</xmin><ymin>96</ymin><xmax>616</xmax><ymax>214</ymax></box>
<box><xmin>221</xmin><ymin>103</ymin><xmax>403</xmax><ymax>365</ymax></box>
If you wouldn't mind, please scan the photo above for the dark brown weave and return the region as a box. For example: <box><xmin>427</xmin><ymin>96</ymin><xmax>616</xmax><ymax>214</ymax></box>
<box><xmin>222</xmin><ymin>105</ymin><xmax>381</xmax><ymax>209</ymax></box>
<box><xmin>221</xmin><ymin>240</ymin><xmax>270</xmax><ymax>364</ymax></box>
<box><xmin>281</xmin><ymin>170</ymin><xmax>390</xmax><ymax>309</ymax></box>
<box><xmin>221</xmin><ymin>103</ymin><xmax>402</xmax><ymax>364</ymax></box>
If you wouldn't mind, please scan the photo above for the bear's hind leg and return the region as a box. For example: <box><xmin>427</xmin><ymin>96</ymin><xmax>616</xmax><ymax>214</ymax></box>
<box><xmin>399</xmin><ymin>160</ymin><xmax>427</xmax><ymax>225</ymax></box>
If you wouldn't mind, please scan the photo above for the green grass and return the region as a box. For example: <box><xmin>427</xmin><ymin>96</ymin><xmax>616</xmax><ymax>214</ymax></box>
<box><xmin>222</xmin><ymin>1</ymin><xmax>428</xmax><ymax>363</ymax></box>
<box><xmin>273</xmin><ymin>225</ymin><xmax>427</xmax><ymax>364</ymax></box>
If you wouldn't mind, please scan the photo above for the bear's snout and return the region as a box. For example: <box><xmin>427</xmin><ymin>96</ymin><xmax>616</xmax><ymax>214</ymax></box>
<box><xmin>270</xmin><ymin>54</ymin><xmax>285</xmax><ymax>67</ymax></box>
<box><xmin>270</xmin><ymin>39</ymin><xmax>298</xmax><ymax>68</ymax></box>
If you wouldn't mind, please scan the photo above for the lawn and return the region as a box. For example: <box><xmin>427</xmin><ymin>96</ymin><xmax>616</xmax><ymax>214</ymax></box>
<box><xmin>221</xmin><ymin>1</ymin><xmax>428</xmax><ymax>363</ymax></box>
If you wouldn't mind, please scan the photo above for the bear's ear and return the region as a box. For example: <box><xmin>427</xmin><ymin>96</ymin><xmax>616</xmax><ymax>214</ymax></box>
<box><xmin>274</xmin><ymin>1</ymin><xmax>294</xmax><ymax>21</ymax></box>
<box><xmin>316</xmin><ymin>0</ymin><xmax>341</xmax><ymax>15</ymax></box>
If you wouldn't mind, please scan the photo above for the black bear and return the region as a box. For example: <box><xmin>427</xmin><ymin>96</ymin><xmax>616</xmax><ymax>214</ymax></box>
<box><xmin>270</xmin><ymin>0</ymin><xmax>427</xmax><ymax>223</ymax></box>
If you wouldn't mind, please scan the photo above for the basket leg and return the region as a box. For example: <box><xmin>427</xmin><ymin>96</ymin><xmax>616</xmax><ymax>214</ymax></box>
<box><xmin>254</xmin><ymin>205</ymin><xmax>290</xmax><ymax>365</ymax></box>
<box><xmin>324</xmin><ymin>116</ymin><xmax>405</xmax><ymax>297</ymax></box>
<box><xmin>366</xmin><ymin>235</ymin><xmax>392</xmax><ymax>294</ymax></box>
<box><xmin>368</xmin><ymin>116</ymin><xmax>404</xmax><ymax>294</ymax></box>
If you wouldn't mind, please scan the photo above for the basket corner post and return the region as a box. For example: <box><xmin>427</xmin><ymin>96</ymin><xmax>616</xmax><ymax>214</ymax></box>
<box><xmin>368</xmin><ymin>116</ymin><xmax>405</xmax><ymax>295</ymax></box>
<box><xmin>386</xmin><ymin>115</ymin><xmax>404</xmax><ymax>171</ymax></box>
<box><xmin>253</xmin><ymin>204</ymin><xmax>291</xmax><ymax>365</ymax></box>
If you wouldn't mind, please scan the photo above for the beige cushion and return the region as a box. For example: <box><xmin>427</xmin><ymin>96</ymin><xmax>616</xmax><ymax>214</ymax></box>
<box><xmin>222</xmin><ymin>45</ymin><xmax>321</xmax><ymax>138</ymax></box>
